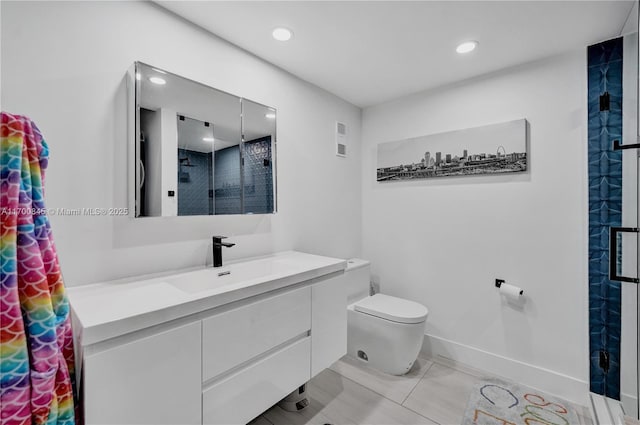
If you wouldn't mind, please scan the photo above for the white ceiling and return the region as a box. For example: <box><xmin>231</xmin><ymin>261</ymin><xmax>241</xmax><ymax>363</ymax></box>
<box><xmin>157</xmin><ymin>1</ymin><xmax>635</xmax><ymax>108</ymax></box>
<box><xmin>138</xmin><ymin>62</ymin><xmax>275</xmax><ymax>152</ymax></box>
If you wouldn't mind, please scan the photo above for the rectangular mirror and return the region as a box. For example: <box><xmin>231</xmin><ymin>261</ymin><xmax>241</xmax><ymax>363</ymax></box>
<box><xmin>133</xmin><ymin>62</ymin><xmax>276</xmax><ymax>217</ymax></box>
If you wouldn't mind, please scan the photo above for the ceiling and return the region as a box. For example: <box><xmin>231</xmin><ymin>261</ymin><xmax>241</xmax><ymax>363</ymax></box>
<box><xmin>157</xmin><ymin>1</ymin><xmax>634</xmax><ymax>108</ymax></box>
<box><xmin>138</xmin><ymin>62</ymin><xmax>275</xmax><ymax>153</ymax></box>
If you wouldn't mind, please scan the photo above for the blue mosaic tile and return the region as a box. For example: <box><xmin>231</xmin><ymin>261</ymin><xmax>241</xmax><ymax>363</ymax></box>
<box><xmin>243</xmin><ymin>136</ymin><xmax>274</xmax><ymax>214</ymax></box>
<box><xmin>214</xmin><ymin>145</ymin><xmax>242</xmax><ymax>215</ymax></box>
<box><xmin>587</xmin><ymin>36</ymin><xmax>623</xmax><ymax>400</ymax></box>
<box><xmin>587</xmin><ymin>37</ymin><xmax>623</xmax><ymax>67</ymax></box>
<box><xmin>177</xmin><ymin>149</ymin><xmax>213</xmax><ymax>215</ymax></box>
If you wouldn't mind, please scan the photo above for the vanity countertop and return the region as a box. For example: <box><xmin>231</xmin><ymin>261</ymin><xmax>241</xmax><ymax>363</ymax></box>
<box><xmin>67</xmin><ymin>251</ymin><xmax>347</xmax><ymax>346</ymax></box>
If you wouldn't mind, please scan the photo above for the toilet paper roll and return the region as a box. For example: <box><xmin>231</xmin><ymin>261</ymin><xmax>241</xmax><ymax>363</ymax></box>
<box><xmin>499</xmin><ymin>283</ymin><xmax>523</xmax><ymax>298</ymax></box>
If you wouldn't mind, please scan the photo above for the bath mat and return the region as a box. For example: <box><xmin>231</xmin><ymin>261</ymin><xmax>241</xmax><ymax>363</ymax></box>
<box><xmin>461</xmin><ymin>377</ymin><xmax>580</xmax><ymax>425</ymax></box>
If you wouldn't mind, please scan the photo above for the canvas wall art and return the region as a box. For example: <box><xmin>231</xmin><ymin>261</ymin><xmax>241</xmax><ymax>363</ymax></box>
<box><xmin>377</xmin><ymin>119</ymin><xmax>528</xmax><ymax>181</ymax></box>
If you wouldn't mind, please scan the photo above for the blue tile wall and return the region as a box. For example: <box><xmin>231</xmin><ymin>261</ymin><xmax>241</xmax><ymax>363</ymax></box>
<box><xmin>243</xmin><ymin>137</ymin><xmax>274</xmax><ymax>214</ymax></box>
<box><xmin>212</xmin><ymin>139</ymin><xmax>274</xmax><ymax>215</ymax></box>
<box><xmin>214</xmin><ymin>145</ymin><xmax>242</xmax><ymax>215</ymax></box>
<box><xmin>177</xmin><ymin>149</ymin><xmax>212</xmax><ymax>216</ymax></box>
<box><xmin>588</xmin><ymin>37</ymin><xmax>623</xmax><ymax>399</ymax></box>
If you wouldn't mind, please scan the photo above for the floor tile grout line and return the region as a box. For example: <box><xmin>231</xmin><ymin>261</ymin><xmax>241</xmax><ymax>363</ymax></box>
<box><xmin>326</xmin><ymin>365</ymin><xmax>441</xmax><ymax>424</ymax></box>
<box><xmin>332</xmin><ymin>358</ymin><xmax>435</xmax><ymax>408</ymax></box>
<box><xmin>400</xmin><ymin>402</ymin><xmax>444</xmax><ymax>425</ymax></box>
<box><xmin>401</xmin><ymin>360</ymin><xmax>487</xmax><ymax>425</ymax></box>
<box><xmin>399</xmin><ymin>361</ymin><xmax>459</xmax><ymax>425</ymax></box>
<box><xmin>400</xmin><ymin>360</ymin><xmax>435</xmax><ymax>406</ymax></box>
<box><xmin>327</xmin><ymin>365</ymin><xmax>418</xmax><ymax>408</ymax></box>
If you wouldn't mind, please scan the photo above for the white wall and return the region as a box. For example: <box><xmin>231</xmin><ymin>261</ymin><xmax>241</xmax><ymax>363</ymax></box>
<box><xmin>159</xmin><ymin>108</ymin><xmax>178</xmax><ymax>217</ymax></box>
<box><xmin>621</xmin><ymin>0</ymin><xmax>638</xmax><ymax>36</ymax></box>
<box><xmin>0</xmin><ymin>1</ymin><xmax>362</xmax><ymax>285</ymax></box>
<box><xmin>140</xmin><ymin>109</ymin><xmax>158</xmax><ymax>216</ymax></box>
<box><xmin>361</xmin><ymin>51</ymin><xmax>589</xmax><ymax>403</ymax></box>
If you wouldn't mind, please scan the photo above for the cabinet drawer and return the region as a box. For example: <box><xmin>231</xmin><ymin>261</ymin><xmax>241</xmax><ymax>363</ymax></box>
<box><xmin>202</xmin><ymin>336</ymin><xmax>311</xmax><ymax>425</ymax></box>
<box><xmin>202</xmin><ymin>286</ymin><xmax>311</xmax><ymax>381</ymax></box>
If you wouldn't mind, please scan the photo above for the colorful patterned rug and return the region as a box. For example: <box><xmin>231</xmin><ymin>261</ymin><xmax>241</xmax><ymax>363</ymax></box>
<box><xmin>462</xmin><ymin>378</ymin><xmax>580</xmax><ymax>425</ymax></box>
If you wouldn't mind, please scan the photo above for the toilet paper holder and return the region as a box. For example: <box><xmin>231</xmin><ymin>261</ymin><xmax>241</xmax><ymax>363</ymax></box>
<box><xmin>495</xmin><ymin>279</ymin><xmax>524</xmax><ymax>295</ymax></box>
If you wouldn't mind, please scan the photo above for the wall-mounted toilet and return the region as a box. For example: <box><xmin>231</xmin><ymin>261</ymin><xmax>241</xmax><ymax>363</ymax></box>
<box><xmin>345</xmin><ymin>259</ymin><xmax>428</xmax><ymax>376</ymax></box>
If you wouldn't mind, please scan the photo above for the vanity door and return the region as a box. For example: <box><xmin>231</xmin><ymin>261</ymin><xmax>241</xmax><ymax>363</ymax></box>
<box><xmin>311</xmin><ymin>272</ymin><xmax>348</xmax><ymax>377</ymax></box>
<box><xmin>83</xmin><ymin>321</ymin><xmax>202</xmax><ymax>425</ymax></box>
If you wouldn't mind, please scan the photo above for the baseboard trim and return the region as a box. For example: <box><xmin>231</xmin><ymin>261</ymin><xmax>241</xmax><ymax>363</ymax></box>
<box><xmin>421</xmin><ymin>333</ymin><xmax>590</xmax><ymax>406</ymax></box>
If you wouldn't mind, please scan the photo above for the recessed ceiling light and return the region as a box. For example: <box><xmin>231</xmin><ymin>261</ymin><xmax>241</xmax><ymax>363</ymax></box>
<box><xmin>265</xmin><ymin>113</ymin><xmax>276</xmax><ymax>119</ymax></box>
<box><xmin>202</xmin><ymin>137</ymin><xmax>215</xmax><ymax>142</ymax></box>
<box><xmin>272</xmin><ymin>27</ymin><xmax>293</xmax><ymax>41</ymax></box>
<box><xmin>456</xmin><ymin>41</ymin><xmax>478</xmax><ymax>54</ymax></box>
<box><xmin>149</xmin><ymin>76</ymin><xmax>166</xmax><ymax>85</ymax></box>
<box><xmin>135</xmin><ymin>73</ymin><xmax>141</xmax><ymax>81</ymax></box>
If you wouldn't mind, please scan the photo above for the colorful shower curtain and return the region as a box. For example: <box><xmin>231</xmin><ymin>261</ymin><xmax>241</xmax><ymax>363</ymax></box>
<box><xmin>0</xmin><ymin>112</ymin><xmax>76</xmax><ymax>425</ymax></box>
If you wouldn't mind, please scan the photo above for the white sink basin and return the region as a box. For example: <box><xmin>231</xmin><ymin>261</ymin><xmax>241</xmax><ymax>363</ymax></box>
<box><xmin>166</xmin><ymin>257</ymin><xmax>301</xmax><ymax>294</ymax></box>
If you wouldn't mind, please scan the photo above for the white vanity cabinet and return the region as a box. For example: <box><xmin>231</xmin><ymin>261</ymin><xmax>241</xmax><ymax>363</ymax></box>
<box><xmin>71</xmin><ymin>252</ymin><xmax>348</xmax><ymax>425</ymax></box>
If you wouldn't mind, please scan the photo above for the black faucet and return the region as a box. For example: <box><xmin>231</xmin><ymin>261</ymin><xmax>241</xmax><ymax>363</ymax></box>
<box><xmin>212</xmin><ymin>236</ymin><xmax>235</xmax><ymax>268</ymax></box>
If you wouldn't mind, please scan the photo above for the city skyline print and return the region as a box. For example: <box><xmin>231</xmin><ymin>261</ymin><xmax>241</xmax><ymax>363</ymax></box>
<box><xmin>377</xmin><ymin>119</ymin><xmax>528</xmax><ymax>181</ymax></box>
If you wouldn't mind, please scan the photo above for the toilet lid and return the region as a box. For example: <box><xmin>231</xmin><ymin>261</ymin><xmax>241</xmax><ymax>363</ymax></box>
<box><xmin>354</xmin><ymin>294</ymin><xmax>428</xmax><ymax>324</ymax></box>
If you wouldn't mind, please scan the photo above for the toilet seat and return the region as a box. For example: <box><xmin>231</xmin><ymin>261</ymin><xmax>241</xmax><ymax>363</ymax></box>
<box><xmin>354</xmin><ymin>294</ymin><xmax>428</xmax><ymax>324</ymax></box>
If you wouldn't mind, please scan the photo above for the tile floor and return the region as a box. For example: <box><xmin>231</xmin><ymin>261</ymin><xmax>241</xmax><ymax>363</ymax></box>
<box><xmin>249</xmin><ymin>353</ymin><xmax>594</xmax><ymax>425</ymax></box>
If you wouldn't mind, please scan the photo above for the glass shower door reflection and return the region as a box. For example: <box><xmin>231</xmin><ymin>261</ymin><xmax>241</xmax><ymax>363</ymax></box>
<box><xmin>589</xmin><ymin>33</ymin><xmax>639</xmax><ymax>420</ymax></box>
<box><xmin>615</xmin><ymin>32</ymin><xmax>639</xmax><ymax>420</ymax></box>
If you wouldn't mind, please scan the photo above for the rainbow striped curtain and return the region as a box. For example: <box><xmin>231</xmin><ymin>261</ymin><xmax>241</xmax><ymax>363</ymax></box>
<box><xmin>1</xmin><ymin>112</ymin><xmax>76</xmax><ymax>425</ymax></box>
